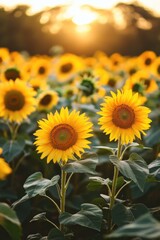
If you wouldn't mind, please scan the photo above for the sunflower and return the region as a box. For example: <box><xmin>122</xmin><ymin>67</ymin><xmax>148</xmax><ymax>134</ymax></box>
<box><xmin>138</xmin><ymin>51</ymin><xmax>156</xmax><ymax>69</ymax></box>
<box><xmin>37</xmin><ymin>89</ymin><xmax>59</xmax><ymax>111</ymax></box>
<box><xmin>124</xmin><ymin>70</ymin><xmax>158</xmax><ymax>95</ymax></box>
<box><xmin>0</xmin><ymin>158</ymin><xmax>12</xmax><ymax>180</ymax></box>
<box><xmin>0</xmin><ymin>48</ymin><xmax>10</xmax><ymax>65</ymax></box>
<box><xmin>150</xmin><ymin>57</ymin><xmax>160</xmax><ymax>78</ymax></box>
<box><xmin>30</xmin><ymin>56</ymin><xmax>51</xmax><ymax>78</ymax></box>
<box><xmin>34</xmin><ymin>107</ymin><xmax>93</xmax><ymax>163</ymax></box>
<box><xmin>53</xmin><ymin>53</ymin><xmax>84</xmax><ymax>83</ymax></box>
<box><xmin>0</xmin><ymin>79</ymin><xmax>37</xmax><ymax>123</ymax></box>
<box><xmin>98</xmin><ymin>90</ymin><xmax>151</xmax><ymax>144</ymax></box>
<box><xmin>0</xmin><ymin>147</ymin><xmax>12</xmax><ymax>180</ymax></box>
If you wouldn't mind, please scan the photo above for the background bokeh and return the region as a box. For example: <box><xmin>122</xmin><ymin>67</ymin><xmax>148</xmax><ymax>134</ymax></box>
<box><xmin>0</xmin><ymin>0</ymin><xmax>160</xmax><ymax>56</ymax></box>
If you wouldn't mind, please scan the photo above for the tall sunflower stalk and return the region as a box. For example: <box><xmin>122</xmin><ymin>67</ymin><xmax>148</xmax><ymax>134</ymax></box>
<box><xmin>98</xmin><ymin>89</ymin><xmax>151</xmax><ymax>233</ymax></box>
<box><xmin>34</xmin><ymin>107</ymin><xmax>93</xmax><ymax>231</ymax></box>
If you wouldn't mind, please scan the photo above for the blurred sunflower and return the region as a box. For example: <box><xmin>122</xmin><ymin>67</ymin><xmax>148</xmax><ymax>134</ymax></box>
<box><xmin>0</xmin><ymin>158</ymin><xmax>12</xmax><ymax>180</ymax></box>
<box><xmin>98</xmin><ymin>90</ymin><xmax>151</xmax><ymax>144</ymax></box>
<box><xmin>34</xmin><ymin>107</ymin><xmax>93</xmax><ymax>163</ymax></box>
<box><xmin>124</xmin><ymin>57</ymin><xmax>140</xmax><ymax>77</ymax></box>
<box><xmin>138</xmin><ymin>51</ymin><xmax>156</xmax><ymax>69</ymax></box>
<box><xmin>37</xmin><ymin>89</ymin><xmax>59</xmax><ymax>111</ymax></box>
<box><xmin>31</xmin><ymin>56</ymin><xmax>51</xmax><ymax>78</ymax></box>
<box><xmin>124</xmin><ymin>70</ymin><xmax>158</xmax><ymax>97</ymax></box>
<box><xmin>150</xmin><ymin>57</ymin><xmax>160</xmax><ymax>78</ymax></box>
<box><xmin>9</xmin><ymin>51</ymin><xmax>25</xmax><ymax>66</ymax></box>
<box><xmin>0</xmin><ymin>48</ymin><xmax>10</xmax><ymax>65</ymax></box>
<box><xmin>0</xmin><ymin>79</ymin><xmax>36</xmax><ymax>123</ymax></box>
<box><xmin>2</xmin><ymin>67</ymin><xmax>22</xmax><ymax>81</ymax></box>
<box><xmin>28</xmin><ymin>77</ymin><xmax>48</xmax><ymax>92</ymax></box>
<box><xmin>109</xmin><ymin>53</ymin><xmax>125</xmax><ymax>71</ymax></box>
<box><xmin>0</xmin><ymin>148</ymin><xmax>12</xmax><ymax>180</ymax></box>
<box><xmin>53</xmin><ymin>53</ymin><xmax>84</xmax><ymax>83</ymax></box>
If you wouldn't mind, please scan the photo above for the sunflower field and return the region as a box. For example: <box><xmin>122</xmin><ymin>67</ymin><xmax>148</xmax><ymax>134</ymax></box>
<box><xmin>0</xmin><ymin>47</ymin><xmax>160</xmax><ymax>240</ymax></box>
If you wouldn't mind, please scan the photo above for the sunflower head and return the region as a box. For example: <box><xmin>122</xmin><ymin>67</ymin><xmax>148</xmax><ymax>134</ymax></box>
<box><xmin>78</xmin><ymin>70</ymin><xmax>96</xmax><ymax>96</ymax></box>
<box><xmin>37</xmin><ymin>90</ymin><xmax>59</xmax><ymax>111</ymax></box>
<box><xmin>0</xmin><ymin>158</ymin><xmax>12</xmax><ymax>180</ymax></box>
<box><xmin>0</xmin><ymin>79</ymin><xmax>37</xmax><ymax>123</ymax></box>
<box><xmin>34</xmin><ymin>107</ymin><xmax>93</xmax><ymax>163</ymax></box>
<box><xmin>4</xmin><ymin>68</ymin><xmax>21</xmax><ymax>81</ymax></box>
<box><xmin>98</xmin><ymin>90</ymin><xmax>151</xmax><ymax>144</ymax></box>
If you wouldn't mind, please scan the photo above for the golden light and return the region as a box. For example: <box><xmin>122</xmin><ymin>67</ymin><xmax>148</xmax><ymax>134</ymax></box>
<box><xmin>71</xmin><ymin>7</ymin><xmax>98</xmax><ymax>25</ymax></box>
<box><xmin>1</xmin><ymin>0</ymin><xmax>160</xmax><ymax>16</ymax></box>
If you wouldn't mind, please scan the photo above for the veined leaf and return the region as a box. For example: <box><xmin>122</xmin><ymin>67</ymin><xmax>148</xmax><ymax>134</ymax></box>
<box><xmin>24</xmin><ymin>172</ymin><xmax>60</xmax><ymax>197</ymax></box>
<box><xmin>109</xmin><ymin>153</ymin><xmax>149</xmax><ymax>191</ymax></box>
<box><xmin>107</xmin><ymin>213</ymin><xmax>160</xmax><ymax>239</ymax></box>
<box><xmin>59</xmin><ymin>203</ymin><xmax>103</xmax><ymax>231</ymax></box>
<box><xmin>0</xmin><ymin>203</ymin><xmax>22</xmax><ymax>240</ymax></box>
<box><xmin>63</xmin><ymin>153</ymin><xmax>98</xmax><ymax>174</ymax></box>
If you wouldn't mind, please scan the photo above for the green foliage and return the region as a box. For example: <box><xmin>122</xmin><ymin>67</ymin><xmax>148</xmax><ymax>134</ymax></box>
<box><xmin>111</xmin><ymin>203</ymin><xmax>149</xmax><ymax>227</ymax></box>
<box><xmin>1</xmin><ymin>136</ymin><xmax>25</xmax><ymax>162</ymax></box>
<box><xmin>59</xmin><ymin>203</ymin><xmax>103</xmax><ymax>231</ymax></box>
<box><xmin>24</xmin><ymin>172</ymin><xmax>60</xmax><ymax>197</ymax></box>
<box><xmin>109</xmin><ymin>153</ymin><xmax>149</xmax><ymax>191</ymax></box>
<box><xmin>107</xmin><ymin>213</ymin><xmax>160</xmax><ymax>239</ymax></box>
<box><xmin>0</xmin><ymin>203</ymin><xmax>22</xmax><ymax>240</ymax></box>
<box><xmin>63</xmin><ymin>153</ymin><xmax>98</xmax><ymax>175</ymax></box>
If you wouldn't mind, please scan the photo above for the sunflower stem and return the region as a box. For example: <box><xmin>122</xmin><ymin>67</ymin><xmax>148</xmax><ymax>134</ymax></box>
<box><xmin>60</xmin><ymin>167</ymin><xmax>67</xmax><ymax>232</ymax></box>
<box><xmin>8</xmin><ymin>122</ymin><xmax>20</xmax><ymax>140</ymax></box>
<box><xmin>108</xmin><ymin>138</ymin><xmax>122</xmax><ymax>233</ymax></box>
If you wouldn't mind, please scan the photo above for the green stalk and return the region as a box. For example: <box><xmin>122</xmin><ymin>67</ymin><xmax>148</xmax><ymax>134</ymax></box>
<box><xmin>60</xmin><ymin>167</ymin><xmax>67</xmax><ymax>232</ymax></box>
<box><xmin>108</xmin><ymin>138</ymin><xmax>122</xmax><ymax>232</ymax></box>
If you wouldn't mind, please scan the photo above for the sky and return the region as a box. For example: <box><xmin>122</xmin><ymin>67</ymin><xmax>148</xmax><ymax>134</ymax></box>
<box><xmin>0</xmin><ymin>0</ymin><xmax>160</xmax><ymax>15</ymax></box>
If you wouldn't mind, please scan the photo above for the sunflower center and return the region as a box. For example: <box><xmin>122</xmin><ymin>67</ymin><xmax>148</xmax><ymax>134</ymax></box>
<box><xmin>5</xmin><ymin>68</ymin><xmax>21</xmax><ymax>81</ymax></box>
<box><xmin>129</xmin><ymin>68</ymin><xmax>137</xmax><ymax>76</ymax></box>
<box><xmin>80</xmin><ymin>79</ymin><xmax>95</xmax><ymax>96</ymax></box>
<box><xmin>144</xmin><ymin>57</ymin><xmax>152</xmax><ymax>65</ymax></box>
<box><xmin>50</xmin><ymin>124</ymin><xmax>78</xmax><ymax>150</ymax></box>
<box><xmin>142</xmin><ymin>78</ymin><xmax>150</xmax><ymax>89</ymax></box>
<box><xmin>39</xmin><ymin>94</ymin><xmax>52</xmax><ymax>106</ymax></box>
<box><xmin>132</xmin><ymin>83</ymin><xmax>144</xmax><ymax>94</ymax></box>
<box><xmin>38</xmin><ymin>66</ymin><xmax>46</xmax><ymax>74</ymax></box>
<box><xmin>112</xmin><ymin>104</ymin><xmax>135</xmax><ymax>129</ymax></box>
<box><xmin>4</xmin><ymin>90</ymin><xmax>25</xmax><ymax>111</ymax></box>
<box><xmin>60</xmin><ymin>63</ymin><xmax>73</xmax><ymax>73</ymax></box>
<box><xmin>108</xmin><ymin>78</ymin><xmax>116</xmax><ymax>87</ymax></box>
<box><xmin>157</xmin><ymin>65</ymin><xmax>160</xmax><ymax>74</ymax></box>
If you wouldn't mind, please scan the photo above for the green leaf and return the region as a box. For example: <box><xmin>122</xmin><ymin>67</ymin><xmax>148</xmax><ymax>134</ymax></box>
<box><xmin>2</xmin><ymin>137</ymin><xmax>25</xmax><ymax>162</ymax></box>
<box><xmin>112</xmin><ymin>203</ymin><xmax>134</xmax><ymax>227</ymax></box>
<box><xmin>30</xmin><ymin>212</ymin><xmax>48</xmax><ymax>223</ymax></box>
<box><xmin>48</xmin><ymin>228</ymin><xmax>65</xmax><ymax>240</ymax></box>
<box><xmin>89</xmin><ymin>176</ymin><xmax>111</xmax><ymax>186</ymax></box>
<box><xmin>145</xmin><ymin>128</ymin><xmax>160</xmax><ymax>146</ymax></box>
<box><xmin>27</xmin><ymin>233</ymin><xmax>44</xmax><ymax>240</ymax></box>
<box><xmin>87</xmin><ymin>180</ymin><xmax>102</xmax><ymax>191</ymax></box>
<box><xmin>107</xmin><ymin>213</ymin><xmax>160</xmax><ymax>239</ymax></box>
<box><xmin>59</xmin><ymin>203</ymin><xmax>103</xmax><ymax>231</ymax></box>
<box><xmin>24</xmin><ymin>172</ymin><xmax>60</xmax><ymax>197</ymax></box>
<box><xmin>112</xmin><ymin>203</ymin><xmax>149</xmax><ymax>227</ymax></box>
<box><xmin>63</xmin><ymin>153</ymin><xmax>98</xmax><ymax>174</ymax></box>
<box><xmin>0</xmin><ymin>203</ymin><xmax>22</xmax><ymax>240</ymax></box>
<box><xmin>148</xmin><ymin>160</ymin><xmax>160</xmax><ymax>179</ymax></box>
<box><xmin>93</xmin><ymin>146</ymin><xmax>116</xmax><ymax>154</ymax></box>
<box><xmin>109</xmin><ymin>153</ymin><xmax>149</xmax><ymax>191</ymax></box>
<box><xmin>125</xmin><ymin>142</ymin><xmax>152</xmax><ymax>150</ymax></box>
<box><xmin>12</xmin><ymin>194</ymin><xmax>29</xmax><ymax>208</ymax></box>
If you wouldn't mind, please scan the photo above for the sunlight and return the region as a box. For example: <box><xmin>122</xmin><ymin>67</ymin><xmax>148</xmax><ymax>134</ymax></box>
<box><xmin>71</xmin><ymin>7</ymin><xmax>98</xmax><ymax>25</ymax></box>
<box><xmin>1</xmin><ymin>0</ymin><xmax>160</xmax><ymax>16</ymax></box>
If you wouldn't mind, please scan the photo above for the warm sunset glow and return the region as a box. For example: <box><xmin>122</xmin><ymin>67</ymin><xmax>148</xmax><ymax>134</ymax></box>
<box><xmin>1</xmin><ymin>0</ymin><xmax>160</xmax><ymax>16</ymax></box>
<box><xmin>71</xmin><ymin>7</ymin><xmax>98</xmax><ymax>25</ymax></box>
